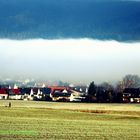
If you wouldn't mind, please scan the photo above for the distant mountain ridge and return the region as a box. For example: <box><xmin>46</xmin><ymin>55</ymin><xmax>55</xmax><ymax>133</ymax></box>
<box><xmin>0</xmin><ymin>0</ymin><xmax>140</xmax><ymax>41</ymax></box>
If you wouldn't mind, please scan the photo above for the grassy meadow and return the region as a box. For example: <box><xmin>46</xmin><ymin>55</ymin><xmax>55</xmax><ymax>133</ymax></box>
<box><xmin>0</xmin><ymin>100</ymin><xmax>140</xmax><ymax>140</ymax></box>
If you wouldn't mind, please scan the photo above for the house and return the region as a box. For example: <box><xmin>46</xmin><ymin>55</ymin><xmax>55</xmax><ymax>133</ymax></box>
<box><xmin>70</xmin><ymin>90</ymin><xmax>86</xmax><ymax>102</ymax></box>
<box><xmin>33</xmin><ymin>88</ymin><xmax>43</xmax><ymax>100</ymax></box>
<box><xmin>0</xmin><ymin>88</ymin><xmax>8</xmax><ymax>99</ymax></box>
<box><xmin>23</xmin><ymin>88</ymin><xmax>34</xmax><ymax>101</ymax></box>
<box><xmin>51</xmin><ymin>90</ymin><xmax>71</xmax><ymax>102</ymax></box>
<box><xmin>19</xmin><ymin>87</ymin><xmax>32</xmax><ymax>100</ymax></box>
<box><xmin>48</xmin><ymin>86</ymin><xmax>71</xmax><ymax>101</ymax></box>
<box><xmin>8</xmin><ymin>88</ymin><xmax>23</xmax><ymax>100</ymax></box>
<box><xmin>49</xmin><ymin>86</ymin><xmax>69</xmax><ymax>95</ymax></box>
<box><xmin>23</xmin><ymin>87</ymin><xmax>51</xmax><ymax>101</ymax></box>
<box><xmin>40</xmin><ymin>87</ymin><xmax>52</xmax><ymax>101</ymax></box>
<box><xmin>71</xmin><ymin>86</ymin><xmax>88</xmax><ymax>94</ymax></box>
<box><xmin>22</xmin><ymin>87</ymin><xmax>40</xmax><ymax>101</ymax></box>
<box><xmin>123</xmin><ymin>88</ymin><xmax>140</xmax><ymax>103</ymax></box>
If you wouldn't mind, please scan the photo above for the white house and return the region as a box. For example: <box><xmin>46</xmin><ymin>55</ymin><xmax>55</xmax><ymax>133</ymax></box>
<box><xmin>0</xmin><ymin>94</ymin><xmax>8</xmax><ymax>100</ymax></box>
<box><xmin>70</xmin><ymin>90</ymin><xmax>86</xmax><ymax>102</ymax></box>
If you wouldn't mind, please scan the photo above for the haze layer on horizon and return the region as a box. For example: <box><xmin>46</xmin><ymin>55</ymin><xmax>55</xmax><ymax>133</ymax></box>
<box><xmin>0</xmin><ymin>0</ymin><xmax>140</xmax><ymax>84</ymax></box>
<box><xmin>0</xmin><ymin>39</ymin><xmax>140</xmax><ymax>84</ymax></box>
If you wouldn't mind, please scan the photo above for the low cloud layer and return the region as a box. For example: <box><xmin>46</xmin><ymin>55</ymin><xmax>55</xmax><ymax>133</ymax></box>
<box><xmin>0</xmin><ymin>39</ymin><xmax>140</xmax><ymax>83</ymax></box>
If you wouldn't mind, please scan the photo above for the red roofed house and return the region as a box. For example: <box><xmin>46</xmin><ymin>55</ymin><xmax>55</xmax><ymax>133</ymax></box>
<box><xmin>9</xmin><ymin>88</ymin><xmax>23</xmax><ymax>100</ymax></box>
<box><xmin>0</xmin><ymin>88</ymin><xmax>8</xmax><ymax>99</ymax></box>
<box><xmin>48</xmin><ymin>86</ymin><xmax>71</xmax><ymax>101</ymax></box>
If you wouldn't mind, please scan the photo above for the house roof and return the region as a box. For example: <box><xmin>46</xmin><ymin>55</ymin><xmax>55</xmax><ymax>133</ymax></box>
<box><xmin>123</xmin><ymin>88</ymin><xmax>140</xmax><ymax>94</ymax></box>
<box><xmin>8</xmin><ymin>89</ymin><xmax>21</xmax><ymax>95</ymax></box>
<box><xmin>52</xmin><ymin>92</ymin><xmax>71</xmax><ymax>97</ymax></box>
<box><xmin>123</xmin><ymin>88</ymin><xmax>140</xmax><ymax>98</ymax></box>
<box><xmin>0</xmin><ymin>88</ymin><xmax>7</xmax><ymax>95</ymax></box>
<box><xmin>11</xmin><ymin>89</ymin><xmax>20</xmax><ymax>94</ymax></box>
<box><xmin>20</xmin><ymin>88</ymin><xmax>31</xmax><ymax>94</ymax></box>
<box><xmin>48</xmin><ymin>86</ymin><xmax>70</xmax><ymax>94</ymax></box>
<box><xmin>41</xmin><ymin>88</ymin><xmax>51</xmax><ymax>94</ymax></box>
<box><xmin>48</xmin><ymin>86</ymin><xmax>69</xmax><ymax>90</ymax></box>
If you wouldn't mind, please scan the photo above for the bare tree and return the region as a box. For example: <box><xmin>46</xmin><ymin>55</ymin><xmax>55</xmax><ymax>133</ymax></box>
<box><xmin>121</xmin><ymin>74</ymin><xmax>140</xmax><ymax>89</ymax></box>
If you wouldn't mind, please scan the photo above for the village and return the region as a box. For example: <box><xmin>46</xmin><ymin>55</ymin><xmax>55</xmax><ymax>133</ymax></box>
<box><xmin>0</xmin><ymin>80</ymin><xmax>140</xmax><ymax>103</ymax></box>
<box><xmin>0</xmin><ymin>83</ymin><xmax>88</xmax><ymax>102</ymax></box>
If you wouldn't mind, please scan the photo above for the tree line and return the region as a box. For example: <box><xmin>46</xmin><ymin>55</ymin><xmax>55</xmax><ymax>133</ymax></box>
<box><xmin>87</xmin><ymin>74</ymin><xmax>140</xmax><ymax>103</ymax></box>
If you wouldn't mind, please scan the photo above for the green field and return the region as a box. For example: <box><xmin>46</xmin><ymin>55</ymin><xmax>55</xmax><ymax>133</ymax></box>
<box><xmin>0</xmin><ymin>100</ymin><xmax>140</xmax><ymax>140</ymax></box>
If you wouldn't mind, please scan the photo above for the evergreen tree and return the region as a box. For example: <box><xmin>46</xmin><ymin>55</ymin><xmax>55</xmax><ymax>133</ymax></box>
<box><xmin>88</xmin><ymin>81</ymin><xmax>97</xmax><ymax>102</ymax></box>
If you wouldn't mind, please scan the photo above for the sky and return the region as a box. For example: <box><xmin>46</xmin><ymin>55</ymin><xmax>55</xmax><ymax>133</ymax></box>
<box><xmin>0</xmin><ymin>0</ymin><xmax>140</xmax><ymax>84</ymax></box>
<box><xmin>0</xmin><ymin>0</ymin><xmax>140</xmax><ymax>41</ymax></box>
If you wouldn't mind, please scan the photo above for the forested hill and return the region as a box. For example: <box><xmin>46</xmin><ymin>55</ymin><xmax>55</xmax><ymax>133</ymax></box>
<box><xmin>0</xmin><ymin>0</ymin><xmax>140</xmax><ymax>41</ymax></box>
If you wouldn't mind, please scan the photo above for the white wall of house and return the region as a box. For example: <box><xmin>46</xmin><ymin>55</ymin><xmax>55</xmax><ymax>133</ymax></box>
<box><xmin>0</xmin><ymin>94</ymin><xmax>8</xmax><ymax>100</ymax></box>
<box><xmin>9</xmin><ymin>95</ymin><xmax>24</xmax><ymax>100</ymax></box>
<box><xmin>70</xmin><ymin>90</ymin><xmax>86</xmax><ymax>102</ymax></box>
